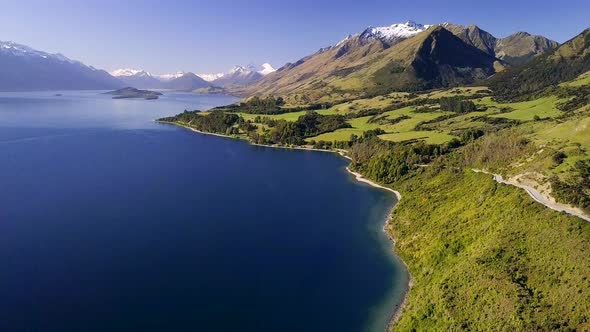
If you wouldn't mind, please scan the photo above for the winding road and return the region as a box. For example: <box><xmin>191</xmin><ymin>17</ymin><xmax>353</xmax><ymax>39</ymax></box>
<box><xmin>472</xmin><ymin>169</ymin><xmax>590</xmax><ymax>223</ymax></box>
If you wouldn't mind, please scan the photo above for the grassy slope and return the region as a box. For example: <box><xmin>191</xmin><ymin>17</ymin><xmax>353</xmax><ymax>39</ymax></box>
<box><xmin>562</xmin><ymin>70</ymin><xmax>590</xmax><ymax>87</ymax></box>
<box><xmin>479</xmin><ymin>96</ymin><xmax>563</xmax><ymax>121</ymax></box>
<box><xmin>391</xmin><ymin>168</ymin><xmax>590</xmax><ymax>331</ymax></box>
<box><xmin>182</xmin><ymin>70</ymin><xmax>590</xmax><ymax>330</ymax></box>
<box><xmin>311</xmin><ymin>106</ymin><xmax>456</xmax><ymax>144</ymax></box>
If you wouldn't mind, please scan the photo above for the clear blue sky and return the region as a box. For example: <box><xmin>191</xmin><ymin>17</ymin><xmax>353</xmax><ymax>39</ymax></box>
<box><xmin>1</xmin><ymin>0</ymin><xmax>588</xmax><ymax>74</ymax></box>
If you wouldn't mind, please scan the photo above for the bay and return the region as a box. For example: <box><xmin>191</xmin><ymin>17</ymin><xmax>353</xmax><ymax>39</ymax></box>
<box><xmin>0</xmin><ymin>91</ymin><xmax>407</xmax><ymax>332</ymax></box>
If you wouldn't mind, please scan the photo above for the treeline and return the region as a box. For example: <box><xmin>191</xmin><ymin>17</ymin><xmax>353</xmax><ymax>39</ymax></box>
<box><xmin>213</xmin><ymin>96</ymin><xmax>336</xmax><ymax>115</ymax></box>
<box><xmin>247</xmin><ymin>112</ymin><xmax>350</xmax><ymax>145</ymax></box>
<box><xmin>554</xmin><ymin>86</ymin><xmax>590</xmax><ymax>112</ymax></box>
<box><xmin>551</xmin><ymin>159</ymin><xmax>590</xmax><ymax>211</ymax></box>
<box><xmin>221</xmin><ymin>96</ymin><xmax>286</xmax><ymax>114</ymax></box>
<box><xmin>159</xmin><ymin>110</ymin><xmax>242</xmax><ymax>135</ymax></box>
<box><xmin>348</xmin><ymin>137</ymin><xmax>460</xmax><ymax>184</ymax></box>
<box><xmin>439</xmin><ymin>96</ymin><xmax>479</xmax><ymax>113</ymax></box>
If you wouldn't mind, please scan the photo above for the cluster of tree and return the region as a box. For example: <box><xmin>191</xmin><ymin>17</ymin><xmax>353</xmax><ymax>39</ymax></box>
<box><xmin>367</xmin><ymin>114</ymin><xmax>410</xmax><ymax>125</ymax></box>
<box><xmin>211</xmin><ymin>96</ymin><xmax>286</xmax><ymax>115</ymax></box>
<box><xmin>246</xmin><ymin>111</ymin><xmax>350</xmax><ymax>145</ymax></box>
<box><xmin>350</xmin><ymin>139</ymin><xmax>459</xmax><ymax>184</ymax></box>
<box><xmin>554</xmin><ymin>86</ymin><xmax>590</xmax><ymax>112</ymax></box>
<box><xmin>239</xmin><ymin>96</ymin><xmax>285</xmax><ymax>114</ymax></box>
<box><xmin>439</xmin><ymin>96</ymin><xmax>478</xmax><ymax>113</ymax></box>
<box><xmin>488</xmin><ymin>38</ymin><xmax>590</xmax><ymax>101</ymax></box>
<box><xmin>551</xmin><ymin>159</ymin><xmax>590</xmax><ymax>211</ymax></box>
<box><xmin>159</xmin><ymin>110</ymin><xmax>241</xmax><ymax>135</ymax></box>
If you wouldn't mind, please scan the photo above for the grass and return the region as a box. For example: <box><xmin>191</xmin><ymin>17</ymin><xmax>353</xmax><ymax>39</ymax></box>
<box><xmin>307</xmin><ymin>128</ymin><xmax>366</xmax><ymax>142</ymax></box>
<box><xmin>378</xmin><ymin>131</ymin><xmax>456</xmax><ymax>144</ymax></box>
<box><xmin>562</xmin><ymin>70</ymin><xmax>590</xmax><ymax>87</ymax></box>
<box><xmin>390</xmin><ymin>168</ymin><xmax>590</xmax><ymax>331</ymax></box>
<box><xmin>237</xmin><ymin>111</ymin><xmax>308</xmax><ymax>122</ymax></box>
<box><xmin>307</xmin><ymin>106</ymin><xmax>456</xmax><ymax>143</ymax></box>
<box><xmin>321</xmin><ymin>93</ymin><xmax>409</xmax><ymax>115</ymax></box>
<box><xmin>423</xmin><ymin>86</ymin><xmax>490</xmax><ymax>99</ymax></box>
<box><xmin>478</xmin><ymin>96</ymin><xmax>563</xmax><ymax>121</ymax></box>
<box><xmin>533</xmin><ymin>115</ymin><xmax>590</xmax><ymax>151</ymax></box>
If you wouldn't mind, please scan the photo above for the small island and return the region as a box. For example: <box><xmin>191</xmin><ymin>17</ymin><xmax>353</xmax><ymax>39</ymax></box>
<box><xmin>104</xmin><ymin>87</ymin><xmax>162</xmax><ymax>100</ymax></box>
<box><xmin>192</xmin><ymin>86</ymin><xmax>227</xmax><ymax>95</ymax></box>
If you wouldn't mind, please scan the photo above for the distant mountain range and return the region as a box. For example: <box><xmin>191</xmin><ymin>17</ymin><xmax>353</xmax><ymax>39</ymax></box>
<box><xmin>0</xmin><ymin>41</ymin><xmax>125</xmax><ymax>91</ymax></box>
<box><xmin>199</xmin><ymin>64</ymin><xmax>276</xmax><ymax>87</ymax></box>
<box><xmin>0</xmin><ymin>21</ymin><xmax>559</xmax><ymax>96</ymax></box>
<box><xmin>0</xmin><ymin>39</ymin><xmax>274</xmax><ymax>92</ymax></box>
<box><xmin>110</xmin><ymin>69</ymin><xmax>209</xmax><ymax>90</ymax></box>
<box><xmin>238</xmin><ymin>21</ymin><xmax>559</xmax><ymax>102</ymax></box>
<box><xmin>111</xmin><ymin>63</ymin><xmax>276</xmax><ymax>90</ymax></box>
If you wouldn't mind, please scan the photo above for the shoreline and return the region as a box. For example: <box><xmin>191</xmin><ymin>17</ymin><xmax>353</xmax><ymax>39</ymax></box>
<box><xmin>343</xmin><ymin>167</ymin><xmax>411</xmax><ymax>330</ymax></box>
<box><xmin>157</xmin><ymin>119</ymin><xmax>412</xmax><ymax>331</ymax></box>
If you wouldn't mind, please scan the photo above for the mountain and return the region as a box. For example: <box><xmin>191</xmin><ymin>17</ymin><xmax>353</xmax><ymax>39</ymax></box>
<box><xmin>489</xmin><ymin>27</ymin><xmax>590</xmax><ymax>99</ymax></box>
<box><xmin>200</xmin><ymin>64</ymin><xmax>276</xmax><ymax>87</ymax></box>
<box><xmin>111</xmin><ymin>68</ymin><xmax>164</xmax><ymax>89</ymax></box>
<box><xmin>337</xmin><ymin>20</ymin><xmax>432</xmax><ymax>47</ymax></box>
<box><xmin>242</xmin><ymin>24</ymin><xmax>503</xmax><ymax>102</ymax></box>
<box><xmin>158</xmin><ymin>71</ymin><xmax>186</xmax><ymax>81</ymax></box>
<box><xmin>258</xmin><ymin>63</ymin><xmax>276</xmax><ymax>75</ymax></box>
<box><xmin>0</xmin><ymin>40</ymin><xmax>124</xmax><ymax>91</ymax></box>
<box><xmin>211</xmin><ymin>66</ymin><xmax>263</xmax><ymax>87</ymax></box>
<box><xmin>163</xmin><ymin>72</ymin><xmax>211</xmax><ymax>91</ymax></box>
<box><xmin>442</xmin><ymin>24</ymin><xmax>559</xmax><ymax>66</ymax></box>
<box><xmin>373</xmin><ymin>26</ymin><xmax>503</xmax><ymax>91</ymax></box>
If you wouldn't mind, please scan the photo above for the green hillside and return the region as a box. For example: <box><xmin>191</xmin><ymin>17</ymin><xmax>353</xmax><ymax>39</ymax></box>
<box><xmin>162</xmin><ymin>25</ymin><xmax>590</xmax><ymax>331</ymax></box>
<box><xmin>490</xmin><ymin>28</ymin><xmax>590</xmax><ymax>100</ymax></box>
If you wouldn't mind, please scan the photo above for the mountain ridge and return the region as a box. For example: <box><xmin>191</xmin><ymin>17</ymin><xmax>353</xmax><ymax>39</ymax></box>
<box><xmin>0</xmin><ymin>40</ymin><xmax>125</xmax><ymax>91</ymax></box>
<box><xmin>238</xmin><ymin>24</ymin><xmax>506</xmax><ymax>102</ymax></box>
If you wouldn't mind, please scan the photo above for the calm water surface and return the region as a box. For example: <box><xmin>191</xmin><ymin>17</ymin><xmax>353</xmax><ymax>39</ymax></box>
<box><xmin>0</xmin><ymin>91</ymin><xmax>407</xmax><ymax>332</ymax></box>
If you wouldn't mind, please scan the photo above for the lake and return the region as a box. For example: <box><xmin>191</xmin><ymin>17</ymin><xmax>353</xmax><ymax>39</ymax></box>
<box><xmin>0</xmin><ymin>91</ymin><xmax>407</xmax><ymax>332</ymax></box>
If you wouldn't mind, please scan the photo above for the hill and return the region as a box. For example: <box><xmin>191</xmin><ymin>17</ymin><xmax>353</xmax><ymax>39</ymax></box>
<box><xmin>111</xmin><ymin>69</ymin><xmax>164</xmax><ymax>89</ymax></box>
<box><xmin>162</xmin><ymin>72</ymin><xmax>211</xmax><ymax>91</ymax></box>
<box><xmin>489</xmin><ymin>28</ymin><xmax>590</xmax><ymax>99</ymax></box>
<box><xmin>241</xmin><ymin>26</ymin><xmax>503</xmax><ymax>103</ymax></box>
<box><xmin>0</xmin><ymin>41</ymin><xmax>124</xmax><ymax>91</ymax></box>
<box><xmin>443</xmin><ymin>24</ymin><xmax>558</xmax><ymax>65</ymax></box>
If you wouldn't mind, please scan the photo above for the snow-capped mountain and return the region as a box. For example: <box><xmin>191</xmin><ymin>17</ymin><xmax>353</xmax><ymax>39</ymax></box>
<box><xmin>337</xmin><ymin>21</ymin><xmax>432</xmax><ymax>46</ymax></box>
<box><xmin>157</xmin><ymin>71</ymin><xmax>186</xmax><ymax>81</ymax></box>
<box><xmin>199</xmin><ymin>64</ymin><xmax>276</xmax><ymax>87</ymax></box>
<box><xmin>0</xmin><ymin>40</ymin><xmax>125</xmax><ymax>91</ymax></box>
<box><xmin>258</xmin><ymin>63</ymin><xmax>276</xmax><ymax>75</ymax></box>
<box><xmin>1</xmin><ymin>41</ymin><xmax>80</xmax><ymax>64</ymax></box>
<box><xmin>199</xmin><ymin>72</ymin><xmax>225</xmax><ymax>82</ymax></box>
<box><xmin>111</xmin><ymin>68</ymin><xmax>164</xmax><ymax>89</ymax></box>
<box><xmin>111</xmin><ymin>68</ymin><xmax>152</xmax><ymax>77</ymax></box>
<box><xmin>163</xmin><ymin>72</ymin><xmax>210</xmax><ymax>91</ymax></box>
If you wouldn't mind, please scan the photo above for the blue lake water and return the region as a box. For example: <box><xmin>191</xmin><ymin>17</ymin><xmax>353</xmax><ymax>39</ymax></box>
<box><xmin>0</xmin><ymin>91</ymin><xmax>407</xmax><ymax>332</ymax></box>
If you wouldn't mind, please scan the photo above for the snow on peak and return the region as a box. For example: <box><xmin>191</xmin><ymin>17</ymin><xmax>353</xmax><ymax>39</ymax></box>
<box><xmin>111</xmin><ymin>68</ymin><xmax>152</xmax><ymax>77</ymax></box>
<box><xmin>230</xmin><ymin>65</ymin><xmax>252</xmax><ymax>74</ymax></box>
<box><xmin>337</xmin><ymin>21</ymin><xmax>432</xmax><ymax>46</ymax></box>
<box><xmin>157</xmin><ymin>71</ymin><xmax>186</xmax><ymax>81</ymax></box>
<box><xmin>364</xmin><ymin>21</ymin><xmax>432</xmax><ymax>41</ymax></box>
<box><xmin>0</xmin><ymin>40</ymin><xmax>82</xmax><ymax>66</ymax></box>
<box><xmin>199</xmin><ymin>63</ymin><xmax>276</xmax><ymax>81</ymax></box>
<box><xmin>258</xmin><ymin>63</ymin><xmax>276</xmax><ymax>75</ymax></box>
<box><xmin>198</xmin><ymin>72</ymin><xmax>225</xmax><ymax>82</ymax></box>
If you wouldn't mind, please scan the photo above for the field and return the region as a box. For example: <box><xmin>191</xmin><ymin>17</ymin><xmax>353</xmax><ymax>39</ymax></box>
<box><xmin>478</xmin><ymin>96</ymin><xmax>563</xmax><ymax>121</ymax></box>
<box><xmin>237</xmin><ymin>111</ymin><xmax>308</xmax><ymax>122</ymax></box>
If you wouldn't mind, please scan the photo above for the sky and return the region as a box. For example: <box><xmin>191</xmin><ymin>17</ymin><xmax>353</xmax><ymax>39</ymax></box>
<box><xmin>1</xmin><ymin>0</ymin><xmax>589</xmax><ymax>75</ymax></box>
